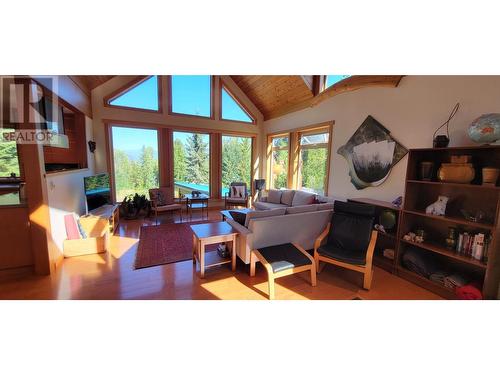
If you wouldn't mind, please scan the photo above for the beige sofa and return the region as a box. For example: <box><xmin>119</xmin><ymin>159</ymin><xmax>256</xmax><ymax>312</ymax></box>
<box><xmin>226</xmin><ymin>205</ymin><xmax>333</xmax><ymax>264</ymax></box>
<box><xmin>253</xmin><ymin>189</ymin><xmax>332</xmax><ymax>211</ymax></box>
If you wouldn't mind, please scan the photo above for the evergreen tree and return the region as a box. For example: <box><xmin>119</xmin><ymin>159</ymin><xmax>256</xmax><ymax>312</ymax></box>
<box><xmin>222</xmin><ymin>137</ymin><xmax>251</xmax><ymax>189</ymax></box>
<box><xmin>173</xmin><ymin>138</ymin><xmax>187</xmax><ymax>181</ymax></box>
<box><xmin>185</xmin><ymin>133</ymin><xmax>209</xmax><ymax>184</ymax></box>
<box><xmin>0</xmin><ymin>130</ymin><xmax>20</xmax><ymax>177</ymax></box>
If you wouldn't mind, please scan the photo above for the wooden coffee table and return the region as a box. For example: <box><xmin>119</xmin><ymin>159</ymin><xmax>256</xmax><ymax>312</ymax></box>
<box><xmin>190</xmin><ymin>222</ymin><xmax>238</xmax><ymax>278</ymax></box>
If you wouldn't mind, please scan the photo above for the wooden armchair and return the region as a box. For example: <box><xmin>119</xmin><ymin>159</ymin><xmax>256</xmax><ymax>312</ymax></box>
<box><xmin>313</xmin><ymin>201</ymin><xmax>378</xmax><ymax>290</ymax></box>
<box><xmin>224</xmin><ymin>182</ymin><xmax>249</xmax><ymax>209</ymax></box>
<box><xmin>149</xmin><ymin>187</ymin><xmax>183</xmax><ymax>224</ymax></box>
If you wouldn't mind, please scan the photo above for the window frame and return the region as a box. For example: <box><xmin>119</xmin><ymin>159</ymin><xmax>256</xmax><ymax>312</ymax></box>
<box><xmin>323</xmin><ymin>75</ymin><xmax>351</xmax><ymax>92</ymax></box>
<box><xmin>297</xmin><ymin>128</ymin><xmax>331</xmax><ymax>195</ymax></box>
<box><xmin>267</xmin><ymin>133</ymin><xmax>290</xmax><ymax>190</ymax></box>
<box><xmin>107</xmin><ymin>123</ymin><xmax>161</xmax><ymax>203</ymax></box>
<box><xmin>219</xmin><ymin>83</ymin><xmax>256</xmax><ymax>125</ymax></box>
<box><xmin>220</xmin><ymin>133</ymin><xmax>255</xmax><ymax>197</ymax></box>
<box><xmin>267</xmin><ymin>122</ymin><xmax>332</xmax><ymax>195</ymax></box>
<box><xmin>167</xmin><ymin>75</ymin><xmax>215</xmax><ymax>120</ymax></box>
<box><xmin>172</xmin><ymin>129</ymin><xmax>212</xmax><ymax>198</ymax></box>
<box><xmin>104</xmin><ymin>75</ymin><xmax>163</xmax><ymax>114</ymax></box>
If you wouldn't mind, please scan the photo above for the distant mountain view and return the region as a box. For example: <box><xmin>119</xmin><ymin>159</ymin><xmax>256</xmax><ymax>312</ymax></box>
<box><xmin>122</xmin><ymin>148</ymin><xmax>158</xmax><ymax>161</ymax></box>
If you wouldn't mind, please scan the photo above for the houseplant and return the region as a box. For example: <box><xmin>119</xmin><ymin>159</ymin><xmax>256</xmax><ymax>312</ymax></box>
<box><xmin>120</xmin><ymin>193</ymin><xmax>151</xmax><ymax>220</ymax></box>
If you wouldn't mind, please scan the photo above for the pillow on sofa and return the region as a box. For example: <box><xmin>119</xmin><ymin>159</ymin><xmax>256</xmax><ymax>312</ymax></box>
<box><xmin>244</xmin><ymin>208</ymin><xmax>286</xmax><ymax>227</ymax></box>
<box><xmin>229</xmin><ymin>210</ymin><xmax>247</xmax><ymax>226</ymax></box>
<box><xmin>267</xmin><ymin>189</ymin><xmax>282</xmax><ymax>204</ymax></box>
<box><xmin>285</xmin><ymin>204</ymin><xmax>317</xmax><ymax>215</ymax></box>
<box><xmin>280</xmin><ymin>189</ymin><xmax>295</xmax><ymax>206</ymax></box>
<box><xmin>291</xmin><ymin>190</ymin><xmax>316</xmax><ymax>206</ymax></box>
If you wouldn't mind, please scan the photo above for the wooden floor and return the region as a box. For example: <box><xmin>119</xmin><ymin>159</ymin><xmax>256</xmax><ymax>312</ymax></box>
<box><xmin>0</xmin><ymin>209</ymin><xmax>441</xmax><ymax>300</ymax></box>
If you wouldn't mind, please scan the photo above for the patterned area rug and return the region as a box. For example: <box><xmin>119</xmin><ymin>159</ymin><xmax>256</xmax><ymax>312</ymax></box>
<box><xmin>134</xmin><ymin>221</ymin><xmax>218</xmax><ymax>269</ymax></box>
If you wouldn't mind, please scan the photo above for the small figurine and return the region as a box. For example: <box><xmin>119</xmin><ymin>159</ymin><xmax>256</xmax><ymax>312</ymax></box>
<box><xmin>392</xmin><ymin>196</ymin><xmax>403</xmax><ymax>208</ymax></box>
<box><xmin>403</xmin><ymin>231</ymin><xmax>425</xmax><ymax>243</ymax></box>
<box><xmin>425</xmin><ymin>195</ymin><xmax>449</xmax><ymax>216</ymax></box>
<box><xmin>374</xmin><ymin>224</ymin><xmax>386</xmax><ymax>233</ymax></box>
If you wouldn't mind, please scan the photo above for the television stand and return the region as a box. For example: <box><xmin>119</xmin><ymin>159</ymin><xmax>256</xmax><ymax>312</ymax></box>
<box><xmin>88</xmin><ymin>204</ymin><xmax>119</xmax><ymax>234</ymax></box>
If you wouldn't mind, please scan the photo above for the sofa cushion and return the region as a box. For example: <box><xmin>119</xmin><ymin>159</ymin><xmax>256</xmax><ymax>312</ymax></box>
<box><xmin>254</xmin><ymin>201</ymin><xmax>286</xmax><ymax>211</ymax></box>
<box><xmin>280</xmin><ymin>190</ymin><xmax>295</xmax><ymax>206</ymax></box>
<box><xmin>244</xmin><ymin>208</ymin><xmax>286</xmax><ymax>227</ymax></box>
<box><xmin>267</xmin><ymin>189</ymin><xmax>282</xmax><ymax>204</ymax></box>
<box><xmin>316</xmin><ymin>202</ymin><xmax>335</xmax><ymax>211</ymax></box>
<box><xmin>291</xmin><ymin>190</ymin><xmax>316</xmax><ymax>206</ymax></box>
<box><xmin>286</xmin><ymin>204</ymin><xmax>317</xmax><ymax>215</ymax></box>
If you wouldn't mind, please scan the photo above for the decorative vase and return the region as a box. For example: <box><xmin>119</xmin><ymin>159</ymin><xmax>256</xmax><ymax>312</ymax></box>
<box><xmin>482</xmin><ymin>167</ymin><xmax>499</xmax><ymax>186</ymax></box>
<box><xmin>438</xmin><ymin>163</ymin><xmax>475</xmax><ymax>184</ymax></box>
<box><xmin>445</xmin><ymin>227</ymin><xmax>458</xmax><ymax>250</ymax></box>
<box><xmin>419</xmin><ymin>161</ymin><xmax>434</xmax><ymax>181</ymax></box>
<box><xmin>468</xmin><ymin>113</ymin><xmax>500</xmax><ymax>144</ymax></box>
<box><xmin>379</xmin><ymin>210</ymin><xmax>397</xmax><ymax>231</ymax></box>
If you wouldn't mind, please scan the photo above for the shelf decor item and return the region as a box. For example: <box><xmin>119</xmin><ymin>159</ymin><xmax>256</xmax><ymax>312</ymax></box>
<box><xmin>482</xmin><ymin>167</ymin><xmax>499</xmax><ymax>186</ymax></box>
<box><xmin>468</xmin><ymin>113</ymin><xmax>500</xmax><ymax>144</ymax></box>
<box><xmin>425</xmin><ymin>195</ymin><xmax>449</xmax><ymax>216</ymax></box>
<box><xmin>438</xmin><ymin>163</ymin><xmax>475</xmax><ymax>183</ymax></box>
<box><xmin>445</xmin><ymin>227</ymin><xmax>458</xmax><ymax>250</ymax></box>
<box><xmin>419</xmin><ymin>161</ymin><xmax>434</xmax><ymax>181</ymax></box>
<box><xmin>432</xmin><ymin>102</ymin><xmax>460</xmax><ymax>148</ymax></box>
<box><xmin>379</xmin><ymin>209</ymin><xmax>397</xmax><ymax>231</ymax></box>
<box><xmin>337</xmin><ymin>115</ymin><xmax>408</xmax><ymax>190</ymax></box>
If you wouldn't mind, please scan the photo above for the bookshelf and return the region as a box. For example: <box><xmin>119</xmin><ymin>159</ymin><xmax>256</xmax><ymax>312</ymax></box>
<box><xmin>398</xmin><ymin>145</ymin><xmax>500</xmax><ymax>299</ymax></box>
<box><xmin>348</xmin><ymin>197</ymin><xmax>401</xmax><ymax>274</ymax></box>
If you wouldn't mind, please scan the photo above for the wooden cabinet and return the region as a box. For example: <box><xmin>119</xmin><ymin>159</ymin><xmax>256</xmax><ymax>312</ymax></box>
<box><xmin>0</xmin><ymin>207</ymin><xmax>33</xmax><ymax>271</ymax></box>
<box><xmin>397</xmin><ymin>146</ymin><xmax>500</xmax><ymax>299</ymax></box>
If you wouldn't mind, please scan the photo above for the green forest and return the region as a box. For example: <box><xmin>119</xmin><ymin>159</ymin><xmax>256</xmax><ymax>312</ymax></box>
<box><xmin>113</xmin><ymin>133</ymin><xmax>252</xmax><ymax>201</ymax></box>
<box><xmin>0</xmin><ymin>129</ymin><xmax>21</xmax><ymax>177</ymax></box>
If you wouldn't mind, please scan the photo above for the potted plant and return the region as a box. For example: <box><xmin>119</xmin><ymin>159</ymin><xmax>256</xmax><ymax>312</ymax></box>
<box><xmin>120</xmin><ymin>193</ymin><xmax>151</xmax><ymax>220</ymax></box>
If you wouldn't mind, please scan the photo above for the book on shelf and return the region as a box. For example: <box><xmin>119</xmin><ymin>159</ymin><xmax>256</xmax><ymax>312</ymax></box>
<box><xmin>454</xmin><ymin>230</ymin><xmax>491</xmax><ymax>263</ymax></box>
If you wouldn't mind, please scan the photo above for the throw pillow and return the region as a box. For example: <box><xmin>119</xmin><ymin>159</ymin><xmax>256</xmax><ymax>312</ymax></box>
<box><xmin>76</xmin><ymin>217</ymin><xmax>88</xmax><ymax>239</ymax></box>
<box><xmin>291</xmin><ymin>190</ymin><xmax>316</xmax><ymax>206</ymax></box>
<box><xmin>280</xmin><ymin>189</ymin><xmax>295</xmax><ymax>206</ymax></box>
<box><xmin>267</xmin><ymin>189</ymin><xmax>282</xmax><ymax>204</ymax></box>
<box><xmin>64</xmin><ymin>213</ymin><xmax>81</xmax><ymax>240</ymax></box>
<box><xmin>229</xmin><ymin>210</ymin><xmax>247</xmax><ymax>225</ymax></box>
<box><xmin>231</xmin><ymin>185</ymin><xmax>246</xmax><ymax>198</ymax></box>
<box><xmin>152</xmin><ymin>190</ymin><xmax>168</xmax><ymax>206</ymax></box>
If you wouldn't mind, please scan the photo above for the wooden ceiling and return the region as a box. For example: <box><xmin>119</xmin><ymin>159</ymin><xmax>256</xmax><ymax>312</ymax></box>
<box><xmin>231</xmin><ymin>76</ymin><xmax>315</xmax><ymax>120</ymax></box>
<box><xmin>70</xmin><ymin>75</ymin><xmax>115</xmax><ymax>95</ymax></box>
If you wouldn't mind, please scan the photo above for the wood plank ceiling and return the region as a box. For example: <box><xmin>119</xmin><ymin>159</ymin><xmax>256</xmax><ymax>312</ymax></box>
<box><xmin>71</xmin><ymin>75</ymin><xmax>115</xmax><ymax>92</ymax></box>
<box><xmin>231</xmin><ymin>75</ymin><xmax>314</xmax><ymax>120</ymax></box>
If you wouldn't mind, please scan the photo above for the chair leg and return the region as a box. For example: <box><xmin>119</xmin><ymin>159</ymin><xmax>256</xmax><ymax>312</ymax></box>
<box><xmin>250</xmin><ymin>251</ymin><xmax>256</xmax><ymax>277</ymax></box>
<box><xmin>267</xmin><ymin>274</ymin><xmax>275</xmax><ymax>300</ymax></box>
<box><xmin>363</xmin><ymin>267</ymin><xmax>373</xmax><ymax>290</ymax></box>
<box><xmin>310</xmin><ymin>264</ymin><xmax>317</xmax><ymax>287</ymax></box>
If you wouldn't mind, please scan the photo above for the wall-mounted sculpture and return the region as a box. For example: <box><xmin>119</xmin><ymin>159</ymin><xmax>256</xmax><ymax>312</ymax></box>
<box><xmin>338</xmin><ymin>115</ymin><xmax>408</xmax><ymax>190</ymax></box>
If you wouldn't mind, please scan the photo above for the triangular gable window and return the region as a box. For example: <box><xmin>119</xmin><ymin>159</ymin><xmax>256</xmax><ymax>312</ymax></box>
<box><xmin>221</xmin><ymin>86</ymin><xmax>254</xmax><ymax>123</ymax></box>
<box><xmin>325</xmin><ymin>75</ymin><xmax>351</xmax><ymax>89</ymax></box>
<box><xmin>108</xmin><ymin>76</ymin><xmax>159</xmax><ymax>111</ymax></box>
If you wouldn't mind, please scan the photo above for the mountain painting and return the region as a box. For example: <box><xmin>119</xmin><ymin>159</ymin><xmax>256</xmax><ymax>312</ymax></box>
<box><xmin>338</xmin><ymin>115</ymin><xmax>408</xmax><ymax>190</ymax></box>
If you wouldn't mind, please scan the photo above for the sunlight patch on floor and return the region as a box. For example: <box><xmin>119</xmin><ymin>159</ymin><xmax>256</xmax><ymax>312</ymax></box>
<box><xmin>109</xmin><ymin>235</ymin><xmax>139</xmax><ymax>259</ymax></box>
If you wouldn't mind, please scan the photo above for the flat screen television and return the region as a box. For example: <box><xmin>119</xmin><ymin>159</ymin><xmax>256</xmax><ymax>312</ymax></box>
<box><xmin>84</xmin><ymin>173</ymin><xmax>111</xmax><ymax>212</ymax></box>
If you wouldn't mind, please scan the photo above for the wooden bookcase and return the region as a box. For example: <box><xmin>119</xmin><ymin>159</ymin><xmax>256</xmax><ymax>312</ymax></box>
<box><xmin>397</xmin><ymin>145</ymin><xmax>500</xmax><ymax>299</ymax></box>
<box><xmin>348</xmin><ymin>198</ymin><xmax>401</xmax><ymax>274</ymax></box>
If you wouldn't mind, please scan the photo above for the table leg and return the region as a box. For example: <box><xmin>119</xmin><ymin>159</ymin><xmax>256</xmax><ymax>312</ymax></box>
<box><xmin>231</xmin><ymin>235</ymin><xmax>236</xmax><ymax>271</ymax></box>
<box><xmin>199</xmin><ymin>240</ymin><xmax>205</xmax><ymax>278</ymax></box>
<box><xmin>192</xmin><ymin>234</ymin><xmax>197</xmax><ymax>264</ymax></box>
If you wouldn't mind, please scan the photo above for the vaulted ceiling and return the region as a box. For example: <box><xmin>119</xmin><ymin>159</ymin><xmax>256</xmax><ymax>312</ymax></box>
<box><xmin>69</xmin><ymin>75</ymin><xmax>403</xmax><ymax>120</ymax></box>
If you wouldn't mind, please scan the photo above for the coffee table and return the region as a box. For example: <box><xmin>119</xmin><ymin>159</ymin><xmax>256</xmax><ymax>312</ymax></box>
<box><xmin>184</xmin><ymin>193</ymin><xmax>209</xmax><ymax>220</ymax></box>
<box><xmin>190</xmin><ymin>222</ymin><xmax>238</xmax><ymax>278</ymax></box>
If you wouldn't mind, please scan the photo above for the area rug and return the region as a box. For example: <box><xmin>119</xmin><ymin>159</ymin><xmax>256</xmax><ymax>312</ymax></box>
<box><xmin>134</xmin><ymin>221</ymin><xmax>218</xmax><ymax>269</ymax></box>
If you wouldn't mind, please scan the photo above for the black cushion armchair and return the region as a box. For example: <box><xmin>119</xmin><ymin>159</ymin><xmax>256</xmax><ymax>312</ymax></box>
<box><xmin>313</xmin><ymin>201</ymin><xmax>378</xmax><ymax>289</ymax></box>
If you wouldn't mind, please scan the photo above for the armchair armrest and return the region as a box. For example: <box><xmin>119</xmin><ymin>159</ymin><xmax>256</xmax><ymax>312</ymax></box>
<box><xmin>365</xmin><ymin>230</ymin><xmax>378</xmax><ymax>265</ymax></box>
<box><xmin>150</xmin><ymin>198</ymin><xmax>158</xmax><ymax>209</ymax></box>
<box><xmin>314</xmin><ymin>223</ymin><xmax>331</xmax><ymax>252</ymax></box>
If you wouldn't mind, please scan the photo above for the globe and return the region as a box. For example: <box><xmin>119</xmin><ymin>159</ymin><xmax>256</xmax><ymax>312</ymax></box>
<box><xmin>379</xmin><ymin>210</ymin><xmax>397</xmax><ymax>231</ymax></box>
<box><xmin>468</xmin><ymin>113</ymin><xmax>500</xmax><ymax>144</ymax></box>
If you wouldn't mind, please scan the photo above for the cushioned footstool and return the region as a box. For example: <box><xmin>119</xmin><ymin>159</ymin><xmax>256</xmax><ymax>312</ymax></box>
<box><xmin>250</xmin><ymin>243</ymin><xmax>316</xmax><ymax>300</ymax></box>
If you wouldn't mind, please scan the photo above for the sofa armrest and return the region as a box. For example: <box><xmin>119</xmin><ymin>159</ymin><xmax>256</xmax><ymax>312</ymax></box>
<box><xmin>226</xmin><ymin>219</ymin><xmax>252</xmax><ymax>235</ymax></box>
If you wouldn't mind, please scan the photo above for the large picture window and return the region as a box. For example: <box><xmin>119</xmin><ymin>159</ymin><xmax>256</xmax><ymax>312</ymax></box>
<box><xmin>111</xmin><ymin>126</ymin><xmax>159</xmax><ymax>202</ymax></box>
<box><xmin>221</xmin><ymin>135</ymin><xmax>252</xmax><ymax>196</ymax></box>
<box><xmin>298</xmin><ymin>131</ymin><xmax>330</xmax><ymax>195</ymax></box>
<box><xmin>221</xmin><ymin>86</ymin><xmax>254</xmax><ymax>123</ymax></box>
<box><xmin>170</xmin><ymin>75</ymin><xmax>212</xmax><ymax>118</ymax></box>
<box><xmin>108</xmin><ymin>76</ymin><xmax>159</xmax><ymax>111</ymax></box>
<box><xmin>269</xmin><ymin>135</ymin><xmax>289</xmax><ymax>189</ymax></box>
<box><xmin>173</xmin><ymin>131</ymin><xmax>210</xmax><ymax>197</ymax></box>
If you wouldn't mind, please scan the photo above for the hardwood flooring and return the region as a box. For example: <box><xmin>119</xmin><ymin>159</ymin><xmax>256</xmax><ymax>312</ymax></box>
<box><xmin>0</xmin><ymin>209</ymin><xmax>441</xmax><ymax>300</ymax></box>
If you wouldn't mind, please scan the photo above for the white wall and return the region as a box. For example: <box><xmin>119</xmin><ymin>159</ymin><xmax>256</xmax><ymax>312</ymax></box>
<box><xmin>46</xmin><ymin>116</ymin><xmax>95</xmax><ymax>255</ymax></box>
<box><xmin>264</xmin><ymin>76</ymin><xmax>500</xmax><ymax>202</ymax></box>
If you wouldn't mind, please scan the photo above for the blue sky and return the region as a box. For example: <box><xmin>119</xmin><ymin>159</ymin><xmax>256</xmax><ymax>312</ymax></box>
<box><xmin>326</xmin><ymin>75</ymin><xmax>351</xmax><ymax>88</ymax></box>
<box><xmin>109</xmin><ymin>75</ymin><xmax>253</xmax><ymax>122</ymax></box>
<box><xmin>112</xmin><ymin>126</ymin><xmax>158</xmax><ymax>152</ymax></box>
